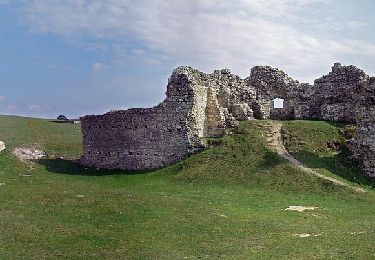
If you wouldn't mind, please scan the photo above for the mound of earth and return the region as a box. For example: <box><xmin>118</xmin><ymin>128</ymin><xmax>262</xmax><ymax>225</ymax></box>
<box><xmin>12</xmin><ymin>147</ymin><xmax>45</xmax><ymax>162</ymax></box>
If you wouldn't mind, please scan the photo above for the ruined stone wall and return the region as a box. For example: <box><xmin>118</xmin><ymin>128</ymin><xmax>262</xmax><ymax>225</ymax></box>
<box><xmin>349</xmin><ymin>78</ymin><xmax>375</xmax><ymax>178</ymax></box>
<box><xmin>80</xmin><ymin>66</ymin><xmax>258</xmax><ymax>170</ymax></box>
<box><xmin>80</xmin><ymin>62</ymin><xmax>375</xmax><ymax>176</ymax></box>
<box><xmin>310</xmin><ymin>63</ymin><xmax>369</xmax><ymax>123</ymax></box>
<box><xmin>209</xmin><ymin>69</ymin><xmax>256</xmax><ymax>128</ymax></box>
<box><xmin>249</xmin><ymin>66</ymin><xmax>301</xmax><ymax>120</ymax></box>
<box><xmin>81</xmin><ymin>67</ymin><xmax>207</xmax><ymax>170</ymax></box>
<box><xmin>80</xmin><ymin>107</ymin><xmax>192</xmax><ymax>170</ymax></box>
<box><xmin>250</xmin><ymin>63</ymin><xmax>371</xmax><ymax>123</ymax></box>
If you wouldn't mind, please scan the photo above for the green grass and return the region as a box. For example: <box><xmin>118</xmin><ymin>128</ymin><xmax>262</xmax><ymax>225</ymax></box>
<box><xmin>0</xmin><ymin>115</ymin><xmax>374</xmax><ymax>259</ymax></box>
<box><xmin>283</xmin><ymin>120</ymin><xmax>374</xmax><ymax>189</ymax></box>
<box><xmin>0</xmin><ymin>115</ymin><xmax>82</xmax><ymax>158</ymax></box>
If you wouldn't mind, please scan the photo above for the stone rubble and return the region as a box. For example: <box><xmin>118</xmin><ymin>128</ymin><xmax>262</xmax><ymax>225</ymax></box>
<box><xmin>80</xmin><ymin>63</ymin><xmax>375</xmax><ymax>177</ymax></box>
<box><xmin>12</xmin><ymin>148</ymin><xmax>45</xmax><ymax>161</ymax></box>
<box><xmin>0</xmin><ymin>141</ymin><xmax>5</xmax><ymax>152</ymax></box>
<box><xmin>285</xmin><ymin>206</ymin><xmax>317</xmax><ymax>212</ymax></box>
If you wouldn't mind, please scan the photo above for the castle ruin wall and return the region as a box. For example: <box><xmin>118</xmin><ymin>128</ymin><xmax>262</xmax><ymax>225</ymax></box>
<box><xmin>80</xmin><ymin>66</ymin><xmax>258</xmax><ymax>170</ymax></box>
<box><xmin>349</xmin><ymin>79</ymin><xmax>375</xmax><ymax>178</ymax></box>
<box><xmin>80</xmin><ymin>63</ymin><xmax>375</xmax><ymax>177</ymax></box>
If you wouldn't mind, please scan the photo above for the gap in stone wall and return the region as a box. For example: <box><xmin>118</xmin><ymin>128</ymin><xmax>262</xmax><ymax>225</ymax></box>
<box><xmin>272</xmin><ymin>98</ymin><xmax>284</xmax><ymax>109</ymax></box>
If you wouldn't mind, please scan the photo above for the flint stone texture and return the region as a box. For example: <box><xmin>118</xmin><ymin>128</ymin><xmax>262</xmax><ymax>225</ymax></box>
<box><xmin>349</xmin><ymin>78</ymin><xmax>375</xmax><ymax>178</ymax></box>
<box><xmin>80</xmin><ymin>63</ymin><xmax>375</xmax><ymax>177</ymax></box>
<box><xmin>311</xmin><ymin>63</ymin><xmax>369</xmax><ymax>123</ymax></box>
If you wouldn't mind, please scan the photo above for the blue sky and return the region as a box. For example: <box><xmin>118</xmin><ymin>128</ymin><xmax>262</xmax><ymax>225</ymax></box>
<box><xmin>0</xmin><ymin>0</ymin><xmax>375</xmax><ymax>118</ymax></box>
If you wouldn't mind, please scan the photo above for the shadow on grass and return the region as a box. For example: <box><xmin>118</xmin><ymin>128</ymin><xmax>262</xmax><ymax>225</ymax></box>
<box><xmin>256</xmin><ymin>150</ymin><xmax>287</xmax><ymax>171</ymax></box>
<box><xmin>292</xmin><ymin>149</ymin><xmax>375</xmax><ymax>189</ymax></box>
<box><xmin>37</xmin><ymin>158</ymin><xmax>145</xmax><ymax>176</ymax></box>
<box><xmin>326</xmin><ymin>120</ymin><xmax>349</xmax><ymax>128</ymax></box>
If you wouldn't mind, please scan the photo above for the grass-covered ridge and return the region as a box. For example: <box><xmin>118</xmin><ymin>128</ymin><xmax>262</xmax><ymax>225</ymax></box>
<box><xmin>0</xmin><ymin>115</ymin><xmax>374</xmax><ymax>259</ymax></box>
<box><xmin>173</xmin><ymin>121</ymin><xmax>344</xmax><ymax>193</ymax></box>
<box><xmin>282</xmin><ymin>120</ymin><xmax>374</xmax><ymax>189</ymax></box>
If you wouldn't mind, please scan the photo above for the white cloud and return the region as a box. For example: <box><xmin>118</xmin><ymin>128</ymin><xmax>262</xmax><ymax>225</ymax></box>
<box><xmin>309</xmin><ymin>19</ymin><xmax>367</xmax><ymax>31</ymax></box>
<box><xmin>27</xmin><ymin>104</ymin><xmax>41</xmax><ymax>111</ymax></box>
<box><xmin>92</xmin><ymin>62</ymin><xmax>109</xmax><ymax>72</ymax></box>
<box><xmin>347</xmin><ymin>21</ymin><xmax>367</xmax><ymax>29</ymax></box>
<box><xmin>10</xmin><ymin>0</ymin><xmax>375</xmax><ymax>82</ymax></box>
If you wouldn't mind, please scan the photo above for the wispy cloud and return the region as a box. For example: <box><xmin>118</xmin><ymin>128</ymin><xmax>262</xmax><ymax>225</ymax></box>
<box><xmin>3</xmin><ymin>0</ymin><xmax>375</xmax><ymax>83</ymax></box>
<box><xmin>0</xmin><ymin>95</ymin><xmax>5</xmax><ymax>102</ymax></box>
<box><xmin>27</xmin><ymin>104</ymin><xmax>41</xmax><ymax>111</ymax></box>
<box><xmin>92</xmin><ymin>62</ymin><xmax>110</xmax><ymax>72</ymax></box>
<box><xmin>6</xmin><ymin>104</ymin><xmax>17</xmax><ymax>111</ymax></box>
<box><xmin>309</xmin><ymin>19</ymin><xmax>367</xmax><ymax>31</ymax></box>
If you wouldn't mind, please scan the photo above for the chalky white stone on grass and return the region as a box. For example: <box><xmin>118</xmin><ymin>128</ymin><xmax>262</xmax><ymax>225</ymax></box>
<box><xmin>12</xmin><ymin>147</ymin><xmax>45</xmax><ymax>161</ymax></box>
<box><xmin>293</xmin><ymin>233</ymin><xmax>321</xmax><ymax>238</ymax></box>
<box><xmin>0</xmin><ymin>141</ymin><xmax>5</xmax><ymax>152</ymax></box>
<box><xmin>285</xmin><ymin>206</ymin><xmax>317</xmax><ymax>212</ymax></box>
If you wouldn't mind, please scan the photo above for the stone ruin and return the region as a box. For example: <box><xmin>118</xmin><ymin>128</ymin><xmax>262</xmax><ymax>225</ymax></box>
<box><xmin>80</xmin><ymin>63</ymin><xmax>375</xmax><ymax>178</ymax></box>
<box><xmin>349</xmin><ymin>77</ymin><xmax>375</xmax><ymax>178</ymax></box>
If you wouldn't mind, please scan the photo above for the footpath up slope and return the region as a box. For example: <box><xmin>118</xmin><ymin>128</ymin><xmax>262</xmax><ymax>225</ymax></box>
<box><xmin>266</xmin><ymin>121</ymin><xmax>366</xmax><ymax>193</ymax></box>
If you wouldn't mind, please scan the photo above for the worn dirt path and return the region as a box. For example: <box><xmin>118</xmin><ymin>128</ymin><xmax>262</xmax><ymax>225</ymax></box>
<box><xmin>266</xmin><ymin>122</ymin><xmax>366</xmax><ymax>193</ymax></box>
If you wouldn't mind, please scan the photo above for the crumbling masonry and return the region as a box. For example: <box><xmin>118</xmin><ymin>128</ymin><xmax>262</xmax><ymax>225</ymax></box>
<box><xmin>80</xmin><ymin>63</ymin><xmax>375</xmax><ymax>178</ymax></box>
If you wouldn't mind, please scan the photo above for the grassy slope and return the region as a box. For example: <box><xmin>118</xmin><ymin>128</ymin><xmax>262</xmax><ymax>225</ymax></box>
<box><xmin>283</xmin><ymin>120</ymin><xmax>374</xmax><ymax>188</ymax></box>
<box><xmin>0</xmin><ymin>115</ymin><xmax>374</xmax><ymax>259</ymax></box>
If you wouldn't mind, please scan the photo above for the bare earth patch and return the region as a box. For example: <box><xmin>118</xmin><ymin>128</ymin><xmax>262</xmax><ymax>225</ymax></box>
<box><xmin>12</xmin><ymin>147</ymin><xmax>45</xmax><ymax>163</ymax></box>
<box><xmin>285</xmin><ymin>206</ymin><xmax>317</xmax><ymax>212</ymax></box>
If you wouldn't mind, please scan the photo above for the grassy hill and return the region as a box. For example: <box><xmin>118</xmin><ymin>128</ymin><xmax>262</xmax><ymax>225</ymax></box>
<box><xmin>283</xmin><ymin>120</ymin><xmax>374</xmax><ymax>188</ymax></box>
<box><xmin>0</xmin><ymin>115</ymin><xmax>374</xmax><ymax>259</ymax></box>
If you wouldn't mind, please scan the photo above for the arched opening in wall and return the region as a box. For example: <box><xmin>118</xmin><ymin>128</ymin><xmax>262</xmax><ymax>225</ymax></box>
<box><xmin>272</xmin><ymin>98</ymin><xmax>284</xmax><ymax>109</ymax></box>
